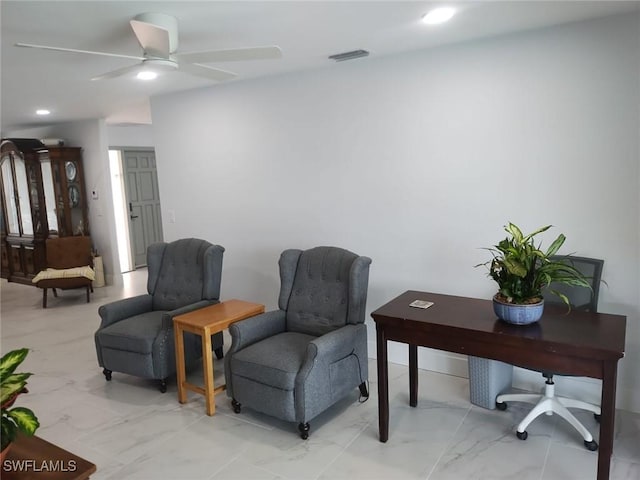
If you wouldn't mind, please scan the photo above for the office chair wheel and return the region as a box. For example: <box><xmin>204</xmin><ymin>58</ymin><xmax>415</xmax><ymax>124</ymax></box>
<box><xmin>158</xmin><ymin>379</ymin><xmax>168</xmax><ymax>393</ymax></box>
<box><xmin>594</xmin><ymin>413</ymin><xmax>601</xmax><ymax>423</ymax></box>
<box><xmin>102</xmin><ymin>368</ymin><xmax>112</xmax><ymax>381</ymax></box>
<box><xmin>584</xmin><ymin>439</ymin><xmax>598</xmax><ymax>451</ymax></box>
<box><xmin>516</xmin><ymin>430</ymin><xmax>528</xmax><ymax>440</ymax></box>
<box><xmin>495</xmin><ymin>401</ymin><xmax>507</xmax><ymax>411</ymax></box>
<box><xmin>232</xmin><ymin>399</ymin><xmax>242</xmax><ymax>414</ymax></box>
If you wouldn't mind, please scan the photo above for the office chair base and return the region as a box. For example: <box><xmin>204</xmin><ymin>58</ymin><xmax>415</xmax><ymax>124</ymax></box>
<box><xmin>497</xmin><ymin>388</ymin><xmax>600</xmax><ymax>451</ymax></box>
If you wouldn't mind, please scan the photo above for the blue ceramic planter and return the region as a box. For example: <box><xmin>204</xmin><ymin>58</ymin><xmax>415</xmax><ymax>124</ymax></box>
<box><xmin>493</xmin><ymin>295</ymin><xmax>544</xmax><ymax>325</ymax></box>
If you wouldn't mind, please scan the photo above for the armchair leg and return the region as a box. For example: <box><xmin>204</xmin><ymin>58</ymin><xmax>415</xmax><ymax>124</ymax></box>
<box><xmin>90</xmin><ymin>283</ymin><xmax>94</xmax><ymax>293</ymax></box>
<box><xmin>298</xmin><ymin>422</ymin><xmax>310</xmax><ymax>440</ymax></box>
<box><xmin>52</xmin><ymin>288</ymin><xmax>58</xmax><ymax>297</ymax></box>
<box><xmin>42</xmin><ymin>288</ymin><xmax>48</xmax><ymax>308</ymax></box>
<box><xmin>159</xmin><ymin>379</ymin><xmax>167</xmax><ymax>393</ymax></box>
<box><xmin>214</xmin><ymin>346</ymin><xmax>224</xmax><ymax>360</ymax></box>
<box><xmin>232</xmin><ymin>399</ymin><xmax>242</xmax><ymax>413</ymax></box>
<box><xmin>103</xmin><ymin>368</ymin><xmax>112</xmax><ymax>381</ymax></box>
<box><xmin>359</xmin><ymin>382</ymin><xmax>369</xmax><ymax>398</ymax></box>
<box><xmin>86</xmin><ymin>286</ymin><xmax>90</xmax><ymax>303</ymax></box>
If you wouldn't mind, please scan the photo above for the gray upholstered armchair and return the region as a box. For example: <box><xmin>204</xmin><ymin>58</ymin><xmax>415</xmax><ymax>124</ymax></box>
<box><xmin>225</xmin><ymin>246</ymin><xmax>372</xmax><ymax>439</ymax></box>
<box><xmin>95</xmin><ymin>238</ymin><xmax>224</xmax><ymax>392</ymax></box>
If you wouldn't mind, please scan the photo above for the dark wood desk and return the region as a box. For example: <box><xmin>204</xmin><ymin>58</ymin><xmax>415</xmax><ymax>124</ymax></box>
<box><xmin>2</xmin><ymin>434</ymin><xmax>96</xmax><ymax>479</ymax></box>
<box><xmin>371</xmin><ymin>290</ymin><xmax>626</xmax><ymax>480</ymax></box>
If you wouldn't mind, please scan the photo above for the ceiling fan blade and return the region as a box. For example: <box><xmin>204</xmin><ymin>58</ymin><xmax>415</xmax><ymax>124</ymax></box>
<box><xmin>179</xmin><ymin>63</ymin><xmax>237</xmax><ymax>82</ymax></box>
<box><xmin>176</xmin><ymin>46</ymin><xmax>282</xmax><ymax>64</ymax></box>
<box><xmin>91</xmin><ymin>63</ymin><xmax>143</xmax><ymax>81</ymax></box>
<box><xmin>130</xmin><ymin>19</ymin><xmax>170</xmax><ymax>58</ymax></box>
<box><xmin>15</xmin><ymin>43</ymin><xmax>144</xmax><ymax>60</ymax></box>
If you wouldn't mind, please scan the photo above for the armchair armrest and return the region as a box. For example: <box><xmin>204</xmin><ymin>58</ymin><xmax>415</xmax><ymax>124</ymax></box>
<box><xmin>228</xmin><ymin>310</ymin><xmax>287</xmax><ymax>351</ymax></box>
<box><xmin>161</xmin><ymin>300</ymin><xmax>219</xmax><ymax>329</ymax></box>
<box><xmin>306</xmin><ymin>323</ymin><xmax>366</xmax><ymax>365</ymax></box>
<box><xmin>98</xmin><ymin>294</ymin><xmax>153</xmax><ymax>329</ymax></box>
<box><xmin>295</xmin><ymin>323</ymin><xmax>369</xmax><ymax>420</ymax></box>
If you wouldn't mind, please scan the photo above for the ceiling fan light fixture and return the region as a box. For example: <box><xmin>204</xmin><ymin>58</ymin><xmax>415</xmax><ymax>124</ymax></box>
<box><xmin>137</xmin><ymin>70</ymin><xmax>157</xmax><ymax>80</ymax></box>
<box><xmin>36</xmin><ymin>109</ymin><xmax>50</xmax><ymax>115</ymax></box>
<box><xmin>16</xmin><ymin>13</ymin><xmax>281</xmax><ymax>84</ymax></box>
<box><xmin>422</xmin><ymin>7</ymin><xmax>456</xmax><ymax>25</ymax></box>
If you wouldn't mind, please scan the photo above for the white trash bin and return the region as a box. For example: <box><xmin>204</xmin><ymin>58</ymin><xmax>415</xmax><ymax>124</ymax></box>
<box><xmin>468</xmin><ymin>356</ymin><xmax>513</xmax><ymax>409</ymax></box>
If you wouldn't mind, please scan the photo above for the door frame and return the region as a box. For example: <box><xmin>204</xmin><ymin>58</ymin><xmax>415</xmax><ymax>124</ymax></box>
<box><xmin>108</xmin><ymin>147</ymin><xmax>163</xmax><ymax>273</ymax></box>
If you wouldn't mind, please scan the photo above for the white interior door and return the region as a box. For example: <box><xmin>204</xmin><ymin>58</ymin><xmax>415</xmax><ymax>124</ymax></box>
<box><xmin>123</xmin><ymin>150</ymin><xmax>164</xmax><ymax>268</ymax></box>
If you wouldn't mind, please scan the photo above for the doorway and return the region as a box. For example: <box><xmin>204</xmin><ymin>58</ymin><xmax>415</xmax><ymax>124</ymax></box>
<box><xmin>109</xmin><ymin>148</ymin><xmax>164</xmax><ymax>272</ymax></box>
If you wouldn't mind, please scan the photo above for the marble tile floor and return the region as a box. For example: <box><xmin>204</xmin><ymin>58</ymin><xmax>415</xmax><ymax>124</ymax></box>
<box><xmin>1</xmin><ymin>272</ymin><xmax>639</xmax><ymax>480</ymax></box>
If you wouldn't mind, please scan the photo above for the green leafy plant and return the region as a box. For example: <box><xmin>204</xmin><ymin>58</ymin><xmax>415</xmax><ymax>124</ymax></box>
<box><xmin>1</xmin><ymin>348</ymin><xmax>39</xmax><ymax>452</ymax></box>
<box><xmin>477</xmin><ymin>223</ymin><xmax>591</xmax><ymax>305</ymax></box>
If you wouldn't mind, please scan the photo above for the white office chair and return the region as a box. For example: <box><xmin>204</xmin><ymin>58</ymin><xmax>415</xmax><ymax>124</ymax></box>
<box><xmin>495</xmin><ymin>256</ymin><xmax>604</xmax><ymax>451</ymax></box>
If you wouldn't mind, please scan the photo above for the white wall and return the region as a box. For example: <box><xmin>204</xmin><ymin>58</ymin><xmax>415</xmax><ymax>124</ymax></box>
<box><xmin>106</xmin><ymin>124</ymin><xmax>154</xmax><ymax>148</ymax></box>
<box><xmin>151</xmin><ymin>14</ymin><xmax>640</xmax><ymax>411</ymax></box>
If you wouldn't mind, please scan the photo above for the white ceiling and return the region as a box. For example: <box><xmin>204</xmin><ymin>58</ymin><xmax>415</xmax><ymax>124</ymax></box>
<box><xmin>2</xmin><ymin>1</ymin><xmax>638</xmax><ymax>132</ymax></box>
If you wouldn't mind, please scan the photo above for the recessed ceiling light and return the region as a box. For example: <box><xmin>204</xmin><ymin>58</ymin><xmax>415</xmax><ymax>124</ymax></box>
<box><xmin>136</xmin><ymin>71</ymin><xmax>157</xmax><ymax>80</ymax></box>
<box><xmin>422</xmin><ymin>7</ymin><xmax>456</xmax><ymax>25</ymax></box>
<box><xmin>36</xmin><ymin>109</ymin><xmax>50</xmax><ymax>115</ymax></box>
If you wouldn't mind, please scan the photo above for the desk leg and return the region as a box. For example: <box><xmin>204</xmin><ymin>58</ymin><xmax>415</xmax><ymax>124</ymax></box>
<box><xmin>409</xmin><ymin>344</ymin><xmax>418</xmax><ymax>407</ymax></box>
<box><xmin>597</xmin><ymin>361</ymin><xmax>618</xmax><ymax>480</ymax></box>
<box><xmin>376</xmin><ymin>324</ymin><xmax>389</xmax><ymax>442</ymax></box>
<box><xmin>174</xmin><ymin>324</ymin><xmax>187</xmax><ymax>404</ymax></box>
<box><xmin>202</xmin><ymin>328</ymin><xmax>216</xmax><ymax>416</ymax></box>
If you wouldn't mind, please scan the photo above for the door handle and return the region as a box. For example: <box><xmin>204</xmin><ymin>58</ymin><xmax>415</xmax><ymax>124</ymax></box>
<box><xmin>129</xmin><ymin>203</ymin><xmax>138</xmax><ymax>219</ymax></box>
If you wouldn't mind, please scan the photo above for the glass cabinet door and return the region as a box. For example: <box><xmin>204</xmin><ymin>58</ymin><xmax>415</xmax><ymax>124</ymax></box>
<box><xmin>1</xmin><ymin>154</ymin><xmax>19</xmax><ymax>234</ymax></box>
<box><xmin>13</xmin><ymin>156</ymin><xmax>33</xmax><ymax>235</ymax></box>
<box><xmin>40</xmin><ymin>157</ymin><xmax>59</xmax><ymax>234</ymax></box>
<box><xmin>65</xmin><ymin>160</ymin><xmax>85</xmax><ymax>235</ymax></box>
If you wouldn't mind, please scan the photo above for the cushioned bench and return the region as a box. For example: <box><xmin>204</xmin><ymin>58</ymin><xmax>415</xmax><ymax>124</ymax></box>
<box><xmin>33</xmin><ymin>236</ymin><xmax>94</xmax><ymax>308</ymax></box>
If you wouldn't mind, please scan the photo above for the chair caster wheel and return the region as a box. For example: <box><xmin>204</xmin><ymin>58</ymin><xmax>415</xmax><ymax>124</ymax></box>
<box><xmin>232</xmin><ymin>399</ymin><xmax>241</xmax><ymax>414</ymax></box>
<box><xmin>103</xmin><ymin>369</ymin><xmax>112</xmax><ymax>381</ymax></box>
<box><xmin>495</xmin><ymin>401</ymin><xmax>507</xmax><ymax>411</ymax></box>
<box><xmin>516</xmin><ymin>430</ymin><xmax>528</xmax><ymax>440</ymax></box>
<box><xmin>298</xmin><ymin>422</ymin><xmax>310</xmax><ymax>440</ymax></box>
<box><xmin>159</xmin><ymin>379</ymin><xmax>167</xmax><ymax>393</ymax></box>
<box><xmin>594</xmin><ymin>413</ymin><xmax>601</xmax><ymax>423</ymax></box>
<box><xmin>584</xmin><ymin>439</ymin><xmax>598</xmax><ymax>451</ymax></box>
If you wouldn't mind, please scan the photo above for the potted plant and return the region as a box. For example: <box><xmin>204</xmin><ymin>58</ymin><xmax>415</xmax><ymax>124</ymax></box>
<box><xmin>477</xmin><ymin>222</ymin><xmax>591</xmax><ymax>325</ymax></box>
<box><xmin>1</xmin><ymin>348</ymin><xmax>40</xmax><ymax>460</ymax></box>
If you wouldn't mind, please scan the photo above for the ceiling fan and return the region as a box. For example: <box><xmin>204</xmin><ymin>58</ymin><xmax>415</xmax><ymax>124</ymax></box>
<box><xmin>15</xmin><ymin>12</ymin><xmax>282</xmax><ymax>82</ymax></box>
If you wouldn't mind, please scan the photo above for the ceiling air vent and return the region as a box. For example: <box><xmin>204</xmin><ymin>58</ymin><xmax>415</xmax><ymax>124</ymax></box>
<box><xmin>328</xmin><ymin>49</ymin><xmax>370</xmax><ymax>62</ymax></box>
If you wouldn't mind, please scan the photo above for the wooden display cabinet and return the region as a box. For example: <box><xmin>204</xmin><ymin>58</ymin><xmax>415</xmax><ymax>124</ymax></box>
<box><xmin>0</xmin><ymin>139</ymin><xmax>89</xmax><ymax>285</ymax></box>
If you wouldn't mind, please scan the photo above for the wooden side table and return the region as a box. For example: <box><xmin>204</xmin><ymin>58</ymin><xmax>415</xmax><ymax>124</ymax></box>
<box><xmin>2</xmin><ymin>434</ymin><xmax>96</xmax><ymax>479</ymax></box>
<box><xmin>173</xmin><ymin>299</ymin><xmax>265</xmax><ymax>415</ymax></box>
